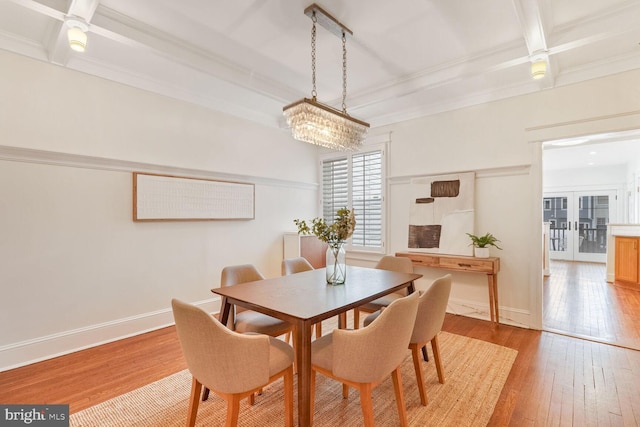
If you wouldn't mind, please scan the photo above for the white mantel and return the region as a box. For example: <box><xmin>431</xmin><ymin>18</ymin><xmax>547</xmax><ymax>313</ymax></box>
<box><xmin>606</xmin><ymin>224</ymin><xmax>640</xmax><ymax>282</ymax></box>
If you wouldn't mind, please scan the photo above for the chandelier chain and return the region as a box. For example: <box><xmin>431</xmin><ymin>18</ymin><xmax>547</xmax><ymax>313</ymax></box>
<box><xmin>342</xmin><ymin>32</ymin><xmax>347</xmax><ymax>113</ymax></box>
<box><xmin>311</xmin><ymin>12</ymin><xmax>317</xmax><ymax>99</ymax></box>
<box><xmin>282</xmin><ymin>5</ymin><xmax>370</xmax><ymax>151</ymax></box>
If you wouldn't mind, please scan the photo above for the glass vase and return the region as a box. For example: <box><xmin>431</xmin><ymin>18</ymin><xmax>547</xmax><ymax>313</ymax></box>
<box><xmin>326</xmin><ymin>242</ymin><xmax>347</xmax><ymax>285</ymax></box>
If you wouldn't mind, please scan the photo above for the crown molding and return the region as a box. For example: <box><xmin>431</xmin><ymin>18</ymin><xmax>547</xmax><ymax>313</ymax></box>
<box><xmin>0</xmin><ymin>145</ymin><xmax>317</xmax><ymax>190</ymax></box>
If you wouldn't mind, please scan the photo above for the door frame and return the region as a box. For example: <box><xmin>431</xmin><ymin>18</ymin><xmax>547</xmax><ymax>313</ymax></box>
<box><xmin>528</xmin><ymin>113</ymin><xmax>640</xmax><ymax>331</ymax></box>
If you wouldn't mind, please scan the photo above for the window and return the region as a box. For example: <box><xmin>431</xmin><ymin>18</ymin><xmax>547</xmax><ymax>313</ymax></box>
<box><xmin>544</xmin><ymin>199</ymin><xmax>551</xmax><ymax>210</ymax></box>
<box><xmin>321</xmin><ymin>144</ymin><xmax>385</xmax><ymax>251</ymax></box>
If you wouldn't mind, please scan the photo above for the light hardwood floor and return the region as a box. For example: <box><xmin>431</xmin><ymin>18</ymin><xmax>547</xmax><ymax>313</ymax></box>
<box><xmin>2</xmin><ymin>272</ymin><xmax>640</xmax><ymax>425</ymax></box>
<box><xmin>544</xmin><ymin>260</ymin><xmax>640</xmax><ymax>351</ymax></box>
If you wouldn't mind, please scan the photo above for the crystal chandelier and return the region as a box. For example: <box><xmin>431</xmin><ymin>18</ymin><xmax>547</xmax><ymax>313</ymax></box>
<box><xmin>283</xmin><ymin>4</ymin><xmax>370</xmax><ymax>151</ymax></box>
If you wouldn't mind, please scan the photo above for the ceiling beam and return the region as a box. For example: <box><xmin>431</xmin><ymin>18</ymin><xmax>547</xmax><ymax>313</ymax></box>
<box><xmin>86</xmin><ymin>5</ymin><xmax>302</xmax><ymax>104</ymax></box>
<box><xmin>511</xmin><ymin>0</ymin><xmax>554</xmax><ymax>87</ymax></box>
<box><xmin>48</xmin><ymin>0</ymin><xmax>100</xmax><ymax>66</ymax></box>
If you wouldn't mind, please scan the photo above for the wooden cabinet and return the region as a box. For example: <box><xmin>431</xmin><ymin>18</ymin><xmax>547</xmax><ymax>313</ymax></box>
<box><xmin>615</xmin><ymin>236</ymin><xmax>639</xmax><ymax>284</ymax></box>
<box><xmin>283</xmin><ymin>233</ymin><xmax>328</xmax><ymax>269</ymax></box>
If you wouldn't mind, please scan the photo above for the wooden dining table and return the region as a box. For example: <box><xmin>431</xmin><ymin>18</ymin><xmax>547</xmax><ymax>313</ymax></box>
<box><xmin>211</xmin><ymin>265</ymin><xmax>422</xmax><ymax>427</ymax></box>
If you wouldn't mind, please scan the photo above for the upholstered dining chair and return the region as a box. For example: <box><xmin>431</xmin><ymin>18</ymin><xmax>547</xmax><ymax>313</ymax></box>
<box><xmin>281</xmin><ymin>256</ymin><xmax>314</xmax><ymax>275</ymax></box>
<box><xmin>310</xmin><ymin>292</ymin><xmax>419</xmax><ymax>427</ymax></box>
<box><xmin>222</xmin><ymin>264</ymin><xmax>294</xmax><ymax>338</ymax></box>
<box><xmin>353</xmin><ymin>255</ymin><xmax>415</xmax><ymax>328</ymax></box>
<box><xmin>364</xmin><ymin>274</ymin><xmax>452</xmax><ymax>406</ymax></box>
<box><xmin>171</xmin><ymin>299</ymin><xmax>294</xmax><ymax>427</ymax></box>
<box><xmin>203</xmin><ymin>264</ymin><xmax>295</xmax><ymax>402</ymax></box>
<box><xmin>281</xmin><ymin>257</ymin><xmax>322</xmax><ymax>339</ymax></box>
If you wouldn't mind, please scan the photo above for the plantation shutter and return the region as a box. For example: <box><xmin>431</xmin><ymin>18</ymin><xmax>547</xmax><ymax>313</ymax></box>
<box><xmin>322</xmin><ymin>157</ymin><xmax>348</xmax><ymax>222</ymax></box>
<box><xmin>351</xmin><ymin>150</ymin><xmax>382</xmax><ymax>247</ymax></box>
<box><xmin>322</xmin><ymin>148</ymin><xmax>383</xmax><ymax>250</ymax></box>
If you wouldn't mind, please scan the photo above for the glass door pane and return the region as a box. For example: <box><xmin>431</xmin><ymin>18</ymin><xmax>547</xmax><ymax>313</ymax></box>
<box><xmin>544</xmin><ymin>191</ymin><xmax>614</xmax><ymax>263</ymax></box>
<box><xmin>543</xmin><ymin>195</ymin><xmax>571</xmax><ymax>260</ymax></box>
<box><xmin>574</xmin><ymin>193</ymin><xmax>610</xmax><ymax>263</ymax></box>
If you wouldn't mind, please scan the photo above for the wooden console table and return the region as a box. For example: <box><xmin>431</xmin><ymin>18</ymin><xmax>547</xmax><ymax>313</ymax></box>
<box><xmin>396</xmin><ymin>252</ymin><xmax>501</xmax><ymax>324</ymax></box>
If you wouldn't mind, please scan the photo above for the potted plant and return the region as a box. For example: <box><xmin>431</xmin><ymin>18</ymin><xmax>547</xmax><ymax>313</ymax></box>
<box><xmin>466</xmin><ymin>232</ymin><xmax>502</xmax><ymax>258</ymax></box>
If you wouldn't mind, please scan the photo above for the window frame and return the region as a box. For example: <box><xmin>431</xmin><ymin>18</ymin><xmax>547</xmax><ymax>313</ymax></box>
<box><xmin>319</xmin><ymin>142</ymin><xmax>386</xmax><ymax>254</ymax></box>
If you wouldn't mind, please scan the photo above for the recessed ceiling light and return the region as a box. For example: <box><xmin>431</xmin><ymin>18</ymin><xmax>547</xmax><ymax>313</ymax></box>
<box><xmin>587</xmin><ymin>162</ymin><xmax>595</xmax><ymax>166</ymax></box>
<box><xmin>589</xmin><ymin>151</ymin><xmax>597</xmax><ymax>155</ymax></box>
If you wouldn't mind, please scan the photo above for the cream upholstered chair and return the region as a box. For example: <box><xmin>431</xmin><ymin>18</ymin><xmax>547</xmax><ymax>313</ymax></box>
<box><xmin>281</xmin><ymin>256</ymin><xmax>314</xmax><ymax>275</ymax></box>
<box><xmin>353</xmin><ymin>255</ymin><xmax>414</xmax><ymax>328</ymax></box>
<box><xmin>281</xmin><ymin>257</ymin><xmax>322</xmax><ymax>338</ymax></box>
<box><xmin>310</xmin><ymin>292</ymin><xmax>419</xmax><ymax>427</ymax></box>
<box><xmin>171</xmin><ymin>299</ymin><xmax>294</xmax><ymax>427</ymax></box>
<box><xmin>222</xmin><ymin>264</ymin><xmax>293</xmax><ymax>338</ymax></box>
<box><xmin>364</xmin><ymin>274</ymin><xmax>452</xmax><ymax>406</ymax></box>
<box><xmin>204</xmin><ymin>264</ymin><xmax>295</xmax><ymax>402</ymax></box>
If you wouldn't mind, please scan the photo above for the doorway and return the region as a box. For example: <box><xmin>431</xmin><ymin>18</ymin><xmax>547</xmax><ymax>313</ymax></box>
<box><xmin>543</xmin><ymin>190</ymin><xmax>615</xmax><ymax>263</ymax></box>
<box><xmin>540</xmin><ymin>130</ymin><xmax>638</xmax><ymax>347</ymax></box>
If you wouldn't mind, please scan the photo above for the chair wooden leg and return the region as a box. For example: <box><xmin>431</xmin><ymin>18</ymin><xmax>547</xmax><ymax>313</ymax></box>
<box><xmin>391</xmin><ymin>367</ymin><xmax>409</xmax><ymax>427</ymax></box>
<box><xmin>201</xmin><ymin>386</ymin><xmax>210</xmax><ymax>401</ymax></box>
<box><xmin>315</xmin><ymin>322</ymin><xmax>322</xmax><ymax>338</ymax></box>
<box><xmin>283</xmin><ymin>367</ymin><xmax>294</xmax><ymax>427</ymax></box>
<box><xmin>358</xmin><ymin>383</ymin><xmax>375</xmax><ymax>427</ymax></box>
<box><xmin>431</xmin><ymin>335</ymin><xmax>445</xmax><ymax>384</ymax></box>
<box><xmin>410</xmin><ymin>343</ymin><xmax>428</xmax><ymax>406</ymax></box>
<box><xmin>422</xmin><ymin>345</ymin><xmax>429</xmax><ymax>362</ymax></box>
<box><xmin>353</xmin><ymin>308</ymin><xmax>360</xmax><ymax>329</ymax></box>
<box><xmin>342</xmin><ymin>383</ymin><xmax>349</xmax><ymax>399</ymax></box>
<box><xmin>225</xmin><ymin>394</ymin><xmax>241</xmax><ymax>427</ymax></box>
<box><xmin>187</xmin><ymin>377</ymin><xmax>202</xmax><ymax>427</ymax></box>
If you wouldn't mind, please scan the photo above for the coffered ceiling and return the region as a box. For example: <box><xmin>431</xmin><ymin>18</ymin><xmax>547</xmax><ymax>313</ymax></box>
<box><xmin>2</xmin><ymin>0</ymin><xmax>640</xmax><ymax>131</ymax></box>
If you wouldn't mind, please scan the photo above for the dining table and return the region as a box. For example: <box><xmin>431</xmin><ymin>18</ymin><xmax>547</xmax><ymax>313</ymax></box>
<box><xmin>211</xmin><ymin>265</ymin><xmax>422</xmax><ymax>427</ymax></box>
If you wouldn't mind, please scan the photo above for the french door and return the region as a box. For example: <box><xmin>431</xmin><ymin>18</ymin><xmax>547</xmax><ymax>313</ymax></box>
<box><xmin>543</xmin><ymin>191</ymin><xmax>615</xmax><ymax>263</ymax></box>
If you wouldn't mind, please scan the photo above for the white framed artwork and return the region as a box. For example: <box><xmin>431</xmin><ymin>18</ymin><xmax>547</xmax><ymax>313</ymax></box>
<box><xmin>408</xmin><ymin>172</ymin><xmax>475</xmax><ymax>256</ymax></box>
<box><xmin>133</xmin><ymin>173</ymin><xmax>255</xmax><ymax>221</ymax></box>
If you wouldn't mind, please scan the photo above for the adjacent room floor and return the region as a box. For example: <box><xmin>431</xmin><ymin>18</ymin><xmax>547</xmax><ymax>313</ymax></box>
<box><xmin>543</xmin><ymin>260</ymin><xmax>640</xmax><ymax>351</ymax></box>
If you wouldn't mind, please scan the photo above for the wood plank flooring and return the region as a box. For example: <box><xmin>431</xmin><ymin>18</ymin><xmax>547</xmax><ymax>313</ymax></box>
<box><xmin>544</xmin><ymin>260</ymin><xmax>640</xmax><ymax>350</ymax></box>
<box><xmin>1</xmin><ymin>311</ymin><xmax>640</xmax><ymax>425</ymax></box>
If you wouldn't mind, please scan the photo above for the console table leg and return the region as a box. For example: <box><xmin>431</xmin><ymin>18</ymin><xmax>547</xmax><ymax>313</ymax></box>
<box><xmin>491</xmin><ymin>274</ymin><xmax>499</xmax><ymax>324</ymax></box>
<box><xmin>487</xmin><ymin>275</ymin><xmax>496</xmax><ymax>323</ymax></box>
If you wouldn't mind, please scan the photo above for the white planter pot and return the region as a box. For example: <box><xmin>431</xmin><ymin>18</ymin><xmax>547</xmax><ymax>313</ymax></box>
<box><xmin>474</xmin><ymin>247</ymin><xmax>490</xmax><ymax>258</ymax></box>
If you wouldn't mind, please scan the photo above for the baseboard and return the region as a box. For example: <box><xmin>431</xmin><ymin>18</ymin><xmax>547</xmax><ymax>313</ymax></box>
<box><xmin>448</xmin><ymin>297</ymin><xmax>531</xmax><ymax>329</ymax></box>
<box><xmin>0</xmin><ymin>298</ymin><xmax>219</xmax><ymax>372</ymax></box>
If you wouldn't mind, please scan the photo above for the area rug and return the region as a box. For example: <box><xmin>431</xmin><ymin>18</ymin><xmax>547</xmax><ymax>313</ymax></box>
<box><xmin>70</xmin><ymin>332</ymin><xmax>517</xmax><ymax>426</ymax></box>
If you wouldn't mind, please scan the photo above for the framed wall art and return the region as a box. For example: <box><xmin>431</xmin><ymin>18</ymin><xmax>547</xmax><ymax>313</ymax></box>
<box><xmin>133</xmin><ymin>173</ymin><xmax>255</xmax><ymax>221</ymax></box>
<box><xmin>408</xmin><ymin>172</ymin><xmax>475</xmax><ymax>256</ymax></box>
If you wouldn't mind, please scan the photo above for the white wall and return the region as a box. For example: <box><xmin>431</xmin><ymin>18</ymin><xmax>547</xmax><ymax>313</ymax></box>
<box><xmin>376</xmin><ymin>67</ymin><xmax>640</xmax><ymax>330</ymax></box>
<box><xmin>0</xmin><ymin>52</ymin><xmax>319</xmax><ymax>370</ymax></box>
<box><xmin>544</xmin><ymin>164</ymin><xmax>627</xmax><ymax>190</ymax></box>
<box><xmin>3</xmin><ymin>50</ymin><xmax>640</xmax><ymax>371</ymax></box>
<box><xmin>544</xmin><ymin>164</ymin><xmax>627</xmax><ymax>222</ymax></box>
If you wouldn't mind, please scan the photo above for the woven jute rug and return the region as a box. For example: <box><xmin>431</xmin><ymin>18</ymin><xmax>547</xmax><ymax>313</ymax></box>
<box><xmin>70</xmin><ymin>332</ymin><xmax>517</xmax><ymax>426</ymax></box>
